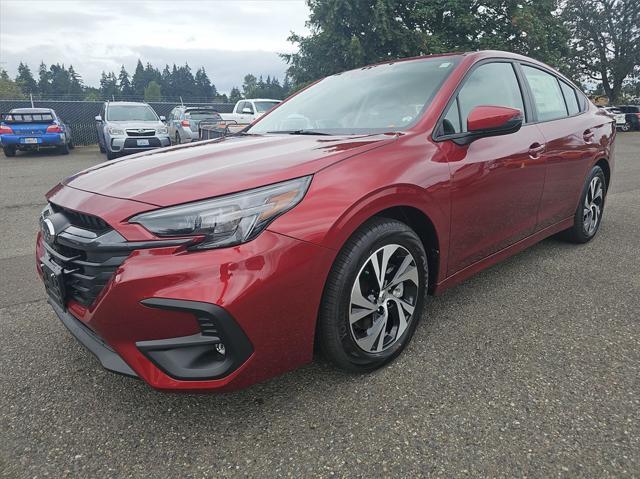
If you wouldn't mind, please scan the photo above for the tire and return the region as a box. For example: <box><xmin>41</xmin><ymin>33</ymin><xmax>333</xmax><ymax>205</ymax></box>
<box><xmin>621</xmin><ymin>121</ymin><xmax>631</xmax><ymax>132</ymax></box>
<box><xmin>58</xmin><ymin>143</ymin><xmax>70</xmax><ymax>155</ymax></box>
<box><xmin>3</xmin><ymin>146</ymin><xmax>16</xmax><ymax>157</ymax></box>
<box><xmin>98</xmin><ymin>142</ymin><xmax>106</xmax><ymax>153</ymax></box>
<box><xmin>562</xmin><ymin>165</ymin><xmax>607</xmax><ymax>243</ymax></box>
<box><xmin>175</xmin><ymin>133</ymin><xmax>181</xmax><ymax>145</ymax></box>
<box><xmin>106</xmin><ymin>149</ymin><xmax>118</xmax><ymax>161</ymax></box>
<box><xmin>317</xmin><ymin>217</ymin><xmax>428</xmax><ymax>372</ymax></box>
<box><xmin>68</xmin><ymin>139</ymin><xmax>75</xmax><ymax>149</ymax></box>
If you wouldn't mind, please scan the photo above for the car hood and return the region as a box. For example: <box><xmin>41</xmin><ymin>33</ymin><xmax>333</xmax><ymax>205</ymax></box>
<box><xmin>63</xmin><ymin>133</ymin><xmax>395</xmax><ymax>206</ymax></box>
<box><xmin>106</xmin><ymin>120</ymin><xmax>164</xmax><ymax>130</ymax></box>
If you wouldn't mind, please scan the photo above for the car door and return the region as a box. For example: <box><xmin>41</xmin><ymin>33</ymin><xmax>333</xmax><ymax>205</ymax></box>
<box><xmin>438</xmin><ymin>61</ymin><xmax>547</xmax><ymax>275</ymax></box>
<box><xmin>520</xmin><ymin>65</ymin><xmax>601</xmax><ymax>229</ymax></box>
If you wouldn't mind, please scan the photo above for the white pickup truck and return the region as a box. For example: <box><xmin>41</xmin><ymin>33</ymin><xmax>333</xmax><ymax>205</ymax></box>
<box><xmin>220</xmin><ymin>99</ymin><xmax>281</xmax><ymax>126</ymax></box>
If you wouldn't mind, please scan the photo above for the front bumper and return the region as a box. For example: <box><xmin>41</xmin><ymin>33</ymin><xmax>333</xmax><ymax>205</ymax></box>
<box><xmin>1</xmin><ymin>133</ymin><xmax>65</xmax><ymax>146</ymax></box>
<box><xmin>108</xmin><ymin>135</ymin><xmax>171</xmax><ymax>153</ymax></box>
<box><xmin>36</xmin><ymin>188</ymin><xmax>333</xmax><ymax>391</ymax></box>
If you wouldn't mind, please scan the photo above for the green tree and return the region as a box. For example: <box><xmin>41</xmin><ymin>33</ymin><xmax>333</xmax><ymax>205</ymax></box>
<box><xmin>283</xmin><ymin>0</ymin><xmax>569</xmax><ymax>88</ymax></box>
<box><xmin>99</xmin><ymin>71</ymin><xmax>118</xmax><ymax>99</ymax></box>
<box><xmin>37</xmin><ymin>61</ymin><xmax>51</xmax><ymax>97</ymax></box>
<box><xmin>118</xmin><ymin>65</ymin><xmax>133</xmax><ymax>97</ymax></box>
<box><xmin>143</xmin><ymin>80</ymin><xmax>162</xmax><ymax>102</ymax></box>
<box><xmin>228</xmin><ymin>87</ymin><xmax>243</xmax><ymax>103</ymax></box>
<box><xmin>68</xmin><ymin>65</ymin><xmax>83</xmax><ymax>97</ymax></box>
<box><xmin>15</xmin><ymin>62</ymin><xmax>37</xmax><ymax>95</ymax></box>
<box><xmin>0</xmin><ymin>69</ymin><xmax>26</xmax><ymax>99</ymax></box>
<box><xmin>242</xmin><ymin>74</ymin><xmax>258</xmax><ymax>98</ymax></box>
<box><xmin>195</xmin><ymin>67</ymin><xmax>217</xmax><ymax>100</ymax></box>
<box><xmin>563</xmin><ymin>0</ymin><xmax>640</xmax><ymax>103</ymax></box>
<box><xmin>131</xmin><ymin>60</ymin><xmax>146</xmax><ymax>97</ymax></box>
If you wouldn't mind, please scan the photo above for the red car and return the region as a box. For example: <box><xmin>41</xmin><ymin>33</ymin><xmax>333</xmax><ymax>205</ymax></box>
<box><xmin>36</xmin><ymin>51</ymin><xmax>615</xmax><ymax>392</ymax></box>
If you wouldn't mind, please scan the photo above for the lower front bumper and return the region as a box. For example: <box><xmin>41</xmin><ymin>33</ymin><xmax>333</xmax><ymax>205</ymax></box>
<box><xmin>49</xmin><ymin>298</ymin><xmax>138</xmax><ymax>378</ymax></box>
<box><xmin>109</xmin><ymin>135</ymin><xmax>171</xmax><ymax>153</ymax></box>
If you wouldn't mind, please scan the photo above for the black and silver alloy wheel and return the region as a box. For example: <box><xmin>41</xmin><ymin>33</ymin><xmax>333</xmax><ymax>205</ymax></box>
<box><xmin>562</xmin><ymin>164</ymin><xmax>607</xmax><ymax>243</ymax></box>
<box><xmin>583</xmin><ymin>176</ymin><xmax>603</xmax><ymax>236</ymax></box>
<box><xmin>349</xmin><ymin>245</ymin><xmax>418</xmax><ymax>353</ymax></box>
<box><xmin>318</xmin><ymin>217</ymin><xmax>428</xmax><ymax>372</ymax></box>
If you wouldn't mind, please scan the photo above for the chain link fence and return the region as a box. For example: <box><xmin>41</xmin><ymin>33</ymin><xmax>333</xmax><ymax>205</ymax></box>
<box><xmin>0</xmin><ymin>99</ymin><xmax>234</xmax><ymax>145</ymax></box>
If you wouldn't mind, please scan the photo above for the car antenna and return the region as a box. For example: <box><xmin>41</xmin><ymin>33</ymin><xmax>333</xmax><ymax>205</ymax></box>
<box><xmin>30</xmin><ymin>94</ymin><xmax>34</xmax><ymax>108</ymax></box>
<box><xmin>180</xmin><ymin>96</ymin><xmax>184</xmax><ymax>106</ymax></box>
<box><xmin>112</xmin><ymin>95</ymin><xmax>115</xmax><ymax>102</ymax></box>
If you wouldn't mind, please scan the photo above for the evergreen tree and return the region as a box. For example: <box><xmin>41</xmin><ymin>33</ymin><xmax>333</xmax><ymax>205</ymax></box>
<box><xmin>229</xmin><ymin>87</ymin><xmax>243</xmax><ymax>103</ymax></box>
<box><xmin>15</xmin><ymin>62</ymin><xmax>38</xmax><ymax>95</ymax></box>
<box><xmin>68</xmin><ymin>65</ymin><xmax>83</xmax><ymax>97</ymax></box>
<box><xmin>118</xmin><ymin>65</ymin><xmax>133</xmax><ymax>98</ymax></box>
<box><xmin>143</xmin><ymin>80</ymin><xmax>162</xmax><ymax>102</ymax></box>
<box><xmin>131</xmin><ymin>60</ymin><xmax>146</xmax><ymax>97</ymax></box>
<box><xmin>37</xmin><ymin>62</ymin><xmax>51</xmax><ymax>97</ymax></box>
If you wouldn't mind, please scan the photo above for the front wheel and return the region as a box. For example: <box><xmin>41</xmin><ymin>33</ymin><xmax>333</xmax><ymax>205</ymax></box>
<box><xmin>621</xmin><ymin>121</ymin><xmax>631</xmax><ymax>132</ymax></box>
<box><xmin>317</xmin><ymin>218</ymin><xmax>428</xmax><ymax>372</ymax></box>
<box><xmin>562</xmin><ymin>165</ymin><xmax>607</xmax><ymax>243</ymax></box>
<box><xmin>106</xmin><ymin>149</ymin><xmax>118</xmax><ymax>161</ymax></box>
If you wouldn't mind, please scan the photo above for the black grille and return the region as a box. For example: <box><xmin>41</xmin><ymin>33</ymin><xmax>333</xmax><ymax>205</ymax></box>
<box><xmin>44</xmin><ymin>232</ymin><xmax>129</xmax><ymax>307</ymax></box>
<box><xmin>50</xmin><ymin>203</ymin><xmax>110</xmax><ymax>231</ymax></box>
<box><xmin>126</xmin><ymin>129</ymin><xmax>156</xmax><ymax>137</ymax></box>
<box><xmin>124</xmin><ymin>137</ymin><xmax>161</xmax><ymax>148</ymax></box>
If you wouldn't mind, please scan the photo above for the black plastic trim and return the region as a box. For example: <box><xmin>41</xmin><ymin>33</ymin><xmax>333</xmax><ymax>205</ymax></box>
<box><xmin>49</xmin><ymin>298</ymin><xmax>138</xmax><ymax>378</ymax></box>
<box><xmin>137</xmin><ymin>298</ymin><xmax>253</xmax><ymax>381</ymax></box>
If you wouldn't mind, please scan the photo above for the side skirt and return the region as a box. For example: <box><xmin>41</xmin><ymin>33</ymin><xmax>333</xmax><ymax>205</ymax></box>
<box><xmin>434</xmin><ymin>217</ymin><xmax>573</xmax><ymax>294</ymax></box>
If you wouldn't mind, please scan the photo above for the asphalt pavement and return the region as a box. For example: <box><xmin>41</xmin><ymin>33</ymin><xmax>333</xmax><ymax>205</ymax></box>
<box><xmin>1</xmin><ymin>134</ymin><xmax>639</xmax><ymax>478</ymax></box>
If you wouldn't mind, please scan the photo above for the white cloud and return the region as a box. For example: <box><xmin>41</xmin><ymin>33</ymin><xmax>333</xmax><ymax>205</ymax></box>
<box><xmin>0</xmin><ymin>0</ymin><xmax>310</xmax><ymax>92</ymax></box>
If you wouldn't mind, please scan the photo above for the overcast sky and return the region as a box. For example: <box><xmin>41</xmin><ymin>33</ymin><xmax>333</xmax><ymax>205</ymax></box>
<box><xmin>0</xmin><ymin>0</ymin><xmax>310</xmax><ymax>93</ymax></box>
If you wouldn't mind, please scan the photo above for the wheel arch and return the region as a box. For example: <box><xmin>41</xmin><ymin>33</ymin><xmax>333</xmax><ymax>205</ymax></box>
<box><xmin>595</xmin><ymin>157</ymin><xmax>611</xmax><ymax>190</ymax></box>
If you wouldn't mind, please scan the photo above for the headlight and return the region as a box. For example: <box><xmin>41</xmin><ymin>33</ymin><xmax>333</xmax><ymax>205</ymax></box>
<box><xmin>108</xmin><ymin>126</ymin><xmax>125</xmax><ymax>136</ymax></box>
<box><xmin>156</xmin><ymin>126</ymin><xmax>168</xmax><ymax>135</ymax></box>
<box><xmin>130</xmin><ymin>176</ymin><xmax>312</xmax><ymax>250</ymax></box>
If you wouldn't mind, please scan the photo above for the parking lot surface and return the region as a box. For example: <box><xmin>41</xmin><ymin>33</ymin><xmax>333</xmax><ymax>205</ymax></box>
<box><xmin>1</xmin><ymin>134</ymin><xmax>639</xmax><ymax>478</ymax></box>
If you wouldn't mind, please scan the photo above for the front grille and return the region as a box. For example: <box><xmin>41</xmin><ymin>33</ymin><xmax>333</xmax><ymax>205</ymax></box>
<box><xmin>126</xmin><ymin>129</ymin><xmax>155</xmax><ymax>137</ymax></box>
<box><xmin>123</xmin><ymin>137</ymin><xmax>161</xmax><ymax>148</ymax></box>
<box><xmin>50</xmin><ymin>203</ymin><xmax>109</xmax><ymax>231</ymax></box>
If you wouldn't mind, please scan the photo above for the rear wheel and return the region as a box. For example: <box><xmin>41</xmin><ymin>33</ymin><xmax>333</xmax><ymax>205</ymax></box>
<box><xmin>562</xmin><ymin>165</ymin><xmax>606</xmax><ymax>243</ymax></box>
<box><xmin>621</xmin><ymin>121</ymin><xmax>631</xmax><ymax>132</ymax></box>
<box><xmin>3</xmin><ymin>146</ymin><xmax>16</xmax><ymax>157</ymax></box>
<box><xmin>175</xmin><ymin>133</ymin><xmax>181</xmax><ymax>145</ymax></box>
<box><xmin>68</xmin><ymin>139</ymin><xmax>75</xmax><ymax>149</ymax></box>
<box><xmin>317</xmin><ymin>218</ymin><xmax>428</xmax><ymax>372</ymax></box>
<box><xmin>58</xmin><ymin>142</ymin><xmax>70</xmax><ymax>155</ymax></box>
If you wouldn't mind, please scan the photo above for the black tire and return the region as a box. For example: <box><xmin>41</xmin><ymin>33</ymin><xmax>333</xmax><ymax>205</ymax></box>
<box><xmin>175</xmin><ymin>133</ymin><xmax>180</xmax><ymax>145</ymax></box>
<box><xmin>106</xmin><ymin>149</ymin><xmax>118</xmax><ymax>160</ymax></box>
<box><xmin>562</xmin><ymin>165</ymin><xmax>607</xmax><ymax>243</ymax></box>
<box><xmin>3</xmin><ymin>146</ymin><xmax>16</xmax><ymax>157</ymax></box>
<box><xmin>317</xmin><ymin>217</ymin><xmax>428</xmax><ymax>372</ymax></box>
<box><xmin>58</xmin><ymin>143</ymin><xmax>70</xmax><ymax>155</ymax></box>
<box><xmin>68</xmin><ymin>139</ymin><xmax>75</xmax><ymax>149</ymax></box>
<box><xmin>98</xmin><ymin>142</ymin><xmax>106</xmax><ymax>153</ymax></box>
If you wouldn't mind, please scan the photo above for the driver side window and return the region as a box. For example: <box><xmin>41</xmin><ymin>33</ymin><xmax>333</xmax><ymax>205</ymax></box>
<box><xmin>442</xmin><ymin>62</ymin><xmax>525</xmax><ymax>134</ymax></box>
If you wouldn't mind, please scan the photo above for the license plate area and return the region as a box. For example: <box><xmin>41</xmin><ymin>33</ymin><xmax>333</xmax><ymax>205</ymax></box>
<box><xmin>22</xmin><ymin>138</ymin><xmax>39</xmax><ymax>144</ymax></box>
<box><xmin>136</xmin><ymin>139</ymin><xmax>150</xmax><ymax>146</ymax></box>
<box><xmin>41</xmin><ymin>256</ymin><xmax>66</xmax><ymax>308</ymax></box>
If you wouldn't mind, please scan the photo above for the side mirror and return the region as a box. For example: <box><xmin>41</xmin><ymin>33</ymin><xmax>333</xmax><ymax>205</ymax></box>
<box><xmin>454</xmin><ymin>106</ymin><xmax>522</xmax><ymax>145</ymax></box>
<box><xmin>242</xmin><ymin>107</ymin><xmax>253</xmax><ymax>114</ymax></box>
<box><xmin>159</xmin><ymin>115</ymin><xmax>166</xmax><ymax>122</ymax></box>
<box><xmin>95</xmin><ymin>115</ymin><xmax>102</xmax><ymax>122</ymax></box>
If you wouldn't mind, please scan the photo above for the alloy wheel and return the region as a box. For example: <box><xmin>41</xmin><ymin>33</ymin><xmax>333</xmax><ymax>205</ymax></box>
<box><xmin>349</xmin><ymin>244</ymin><xmax>419</xmax><ymax>353</ymax></box>
<box><xmin>583</xmin><ymin>176</ymin><xmax>604</xmax><ymax>236</ymax></box>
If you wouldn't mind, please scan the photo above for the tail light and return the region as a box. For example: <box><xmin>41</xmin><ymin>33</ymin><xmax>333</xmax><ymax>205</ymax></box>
<box><xmin>46</xmin><ymin>124</ymin><xmax>63</xmax><ymax>133</ymax></box>
<box><xmin>181</xmin><ymin>120</ymin><xmax>190</xmax><ymax>127</ymax></box>
<box><xmin>0</xmin><ymin>125</ymin><xmax>13</xmax><ymax>134</ymax></box>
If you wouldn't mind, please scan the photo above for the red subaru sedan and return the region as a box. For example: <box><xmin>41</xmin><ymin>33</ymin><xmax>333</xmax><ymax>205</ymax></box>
<box><xmin>36</xmin><ymin>51</ymin><xmax>615</xmax><ymax>392</ymax></box>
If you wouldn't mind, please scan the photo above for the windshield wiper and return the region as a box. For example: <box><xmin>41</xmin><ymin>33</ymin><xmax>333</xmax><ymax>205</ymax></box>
<box><xmin>266</xmin><ymin>129</ymin><xmax>333</xmax><ymax>136</ymax></box>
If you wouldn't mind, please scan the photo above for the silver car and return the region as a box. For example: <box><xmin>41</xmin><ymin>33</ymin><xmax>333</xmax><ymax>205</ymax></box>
<box><xmin>95</xmin><ymin>102</ymin><xmax>171</xmax><ymax>160</ymax></box>
<box><xmin>167</xmin><ymin>105</ymin><xmax>224</xmax><ymax>144</ymax></box>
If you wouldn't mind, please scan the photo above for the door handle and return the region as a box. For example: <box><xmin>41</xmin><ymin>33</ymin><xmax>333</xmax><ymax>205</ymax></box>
<box><xmin>583</xmin><ymin>129</ymin><xmax>595</xmax><ymax>142</ymax></box>
<box><xmin>528</xmin><ymin>142</ymin><xmax>545</xmax><ymax>159</ymax></box>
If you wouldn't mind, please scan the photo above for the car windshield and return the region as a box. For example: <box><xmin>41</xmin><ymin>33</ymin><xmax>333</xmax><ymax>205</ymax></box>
<box><xmin>185</xmin><ymin>110</ymin><xmax>221</xmax><ymax>120</ymax></box>
<box><xmin>107</xmin><ymin>105</ymin><xmax>158</xmax><ymax>121</ymax></box>
<box><xmin>248</xmin><ymin>57</ymin><xmax>460</xmax><ymax>135</ymax></box>
<box><xmin>254</xmin><ymin>101</ymin><xmax>280</xmax><ymax>113</ymax></box>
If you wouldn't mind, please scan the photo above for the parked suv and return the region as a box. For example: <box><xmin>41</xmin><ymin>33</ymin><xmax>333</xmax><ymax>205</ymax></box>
<box><xmin>95</xmin><ymin>102</ymin><xmax>170</xmax><ymax>160</ymax></box>
<box><xmin>37</xmin><ymin>51</ymin><xmax>615</xmax><ymax>392</ymax></box>
<box><xmin>167</xmin><ymin>105</ymin><xmax>223</xmax><ymax>144</ymax></box>
<box><xmin>617</xmin><ymin>105</ymin><xmax>640</xmax><ymax>131</ymax></box>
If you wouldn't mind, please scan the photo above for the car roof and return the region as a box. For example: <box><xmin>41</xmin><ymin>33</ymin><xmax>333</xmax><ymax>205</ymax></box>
<box><xmin>10</xmin><ymin>108</ymin><xmax>54</xmax><ymax>114</ymax></box>
<box><xmin>246</xmin><ymin>98</ymin><xmax>281</xmax><ymax>102</ymax></box>
<box><xmin>106</xmin><ymin>102</ymin><xmax>151</xmax><ymax>107</ymax></box>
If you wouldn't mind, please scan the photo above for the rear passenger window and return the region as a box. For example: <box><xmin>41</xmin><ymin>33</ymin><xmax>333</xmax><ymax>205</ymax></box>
<box><xmin>559</xmin><ymin>81</ymin><xmax>580</xmax><ymax>115</ymax></box>
<box><xmin>457</xmin><ymin>62</ymin><xmax>524</xmax><ymax>132</ymax></box>
<box><xmin>522</xmin><ymin>65</ymin><xmax>567</xmax><ymax>121</ymax></box>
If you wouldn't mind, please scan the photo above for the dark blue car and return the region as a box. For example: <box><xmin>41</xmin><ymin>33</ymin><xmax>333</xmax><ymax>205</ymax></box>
<box><xmin>0</xmin><ymin>108</ymin><xmax>74</xmax><ymax>157</ymax></box>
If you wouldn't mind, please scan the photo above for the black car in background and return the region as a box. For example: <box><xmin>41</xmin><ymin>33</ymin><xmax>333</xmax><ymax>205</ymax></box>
<box><xmin>617</xmin><ymin>105</ymin><xmax>640</xmax><ymax>132</ymax></box>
